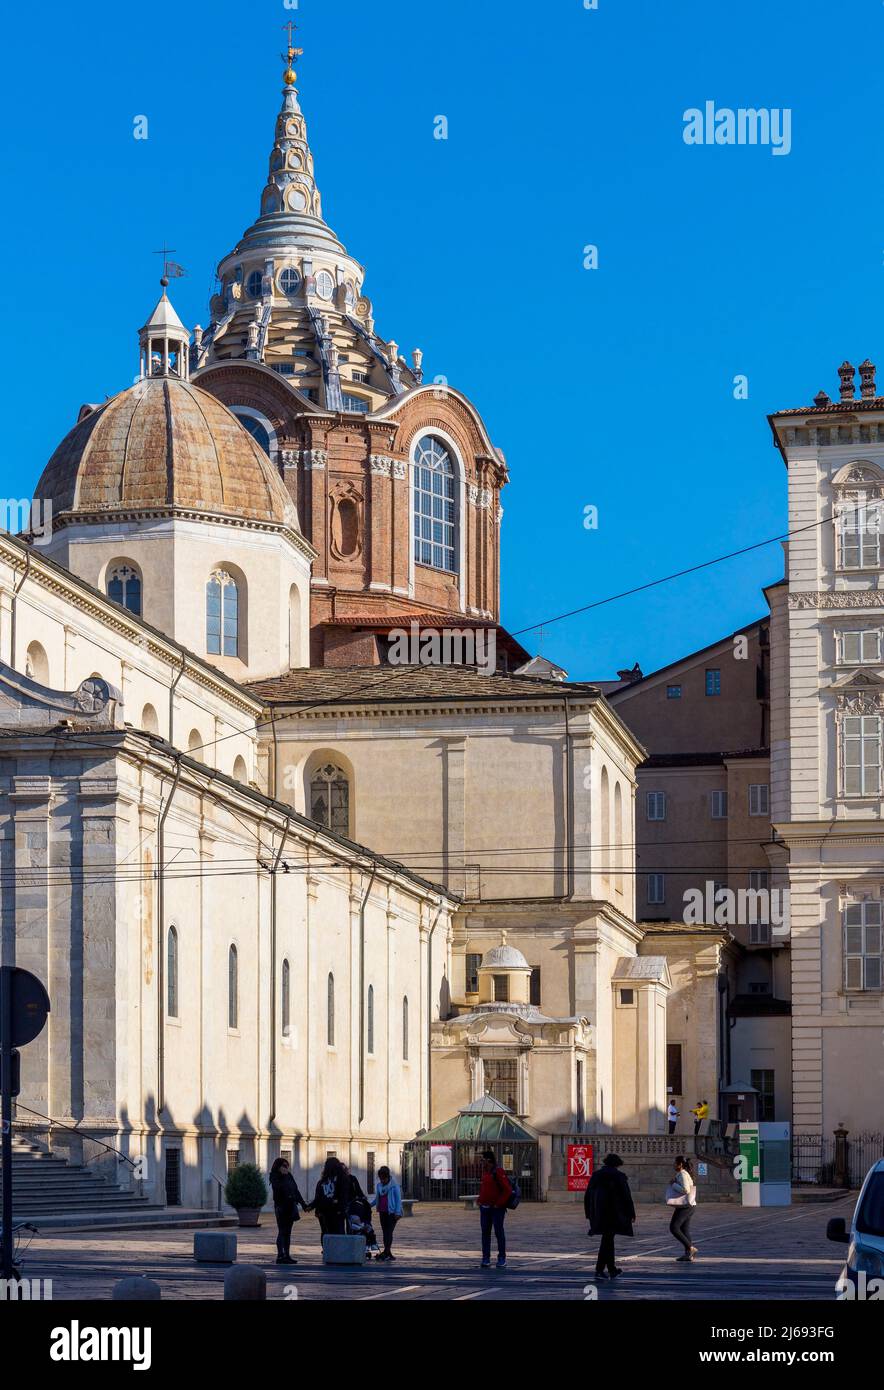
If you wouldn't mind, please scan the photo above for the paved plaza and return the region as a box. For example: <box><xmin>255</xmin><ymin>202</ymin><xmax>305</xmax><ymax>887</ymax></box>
<box><xmin>18</xmin><ymin>1197</ymin><xmax>850</xmax><ymax>1302</ymax></box>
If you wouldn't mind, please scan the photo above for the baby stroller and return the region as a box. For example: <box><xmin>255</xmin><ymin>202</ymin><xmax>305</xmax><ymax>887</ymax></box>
<box><xmin>347</xmin><ymin>1195</ymin><xmax>381</xmax><ymax>1259</ymax></box>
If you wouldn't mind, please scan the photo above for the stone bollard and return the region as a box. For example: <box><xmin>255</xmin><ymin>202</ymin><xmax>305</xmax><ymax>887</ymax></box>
<box><xmin>194</xmin><ymin>1230</ymin><xmax>237</xmax><ymax>1264</ymax></box>
<box><xmin>224</xmin><ymin>1265</ymin><xmax>267</xmax><ymax>1300</ymax></box>
<box><xmin>112</xmin><ymin>1276</ymin><xmax>162</xmax><ymax>1301</ymax></box>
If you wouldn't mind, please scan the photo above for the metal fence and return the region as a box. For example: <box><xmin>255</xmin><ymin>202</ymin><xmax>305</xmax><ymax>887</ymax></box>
<box><xmin>792</xmin><ymin>1133</ymin><xmax>884</xmax><ymax>1187</ymax></box>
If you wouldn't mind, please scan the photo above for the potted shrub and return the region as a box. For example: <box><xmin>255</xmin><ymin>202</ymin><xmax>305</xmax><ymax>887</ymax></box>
<box><xmin>224</xmin><ymin>1163</ymin><xmax>268</xmax><ymax>1227</ymax></box>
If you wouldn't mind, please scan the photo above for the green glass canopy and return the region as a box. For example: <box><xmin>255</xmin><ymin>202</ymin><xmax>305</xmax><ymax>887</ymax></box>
<box><xmin>414</xmin><ymin>1095</ymin><xmax>539</xmax><ymax>1145</ymax></box>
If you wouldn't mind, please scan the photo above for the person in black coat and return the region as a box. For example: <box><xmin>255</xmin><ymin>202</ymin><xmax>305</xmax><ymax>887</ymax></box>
<box><xmin>584</xmin><ymin>1153</ymin><xmax>636</xmax><ymax>1279</ymax></box>
<box><xmin>309</xmin><ymin>1155</ymin><xmax>348</xmax><ymax>1246</ymax></box>
<box><xmin>269</xmin><ymin>1157</ymin><xmax>308</xmax><ymax>1264</ymax></box>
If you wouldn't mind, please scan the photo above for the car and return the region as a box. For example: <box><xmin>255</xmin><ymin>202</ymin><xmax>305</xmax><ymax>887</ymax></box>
<box><xmin>827</xmin><ymin>1157</ymin><xmax>884</xmax><ymax>1299</ymax></box>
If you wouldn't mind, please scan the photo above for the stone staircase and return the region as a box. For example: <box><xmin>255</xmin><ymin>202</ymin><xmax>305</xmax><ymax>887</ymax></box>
<box><xmin>0</xmin><ymin>1134</ymin><xmax>156</xmax><ymax>1223</ymax></box>
<box><xmin>2</xmin><ymin>1134</ymin><xmax>237</xmax><ymax>1230</ymax></box>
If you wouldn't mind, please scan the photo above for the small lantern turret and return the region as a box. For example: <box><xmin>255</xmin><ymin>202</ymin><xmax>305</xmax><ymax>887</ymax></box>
<box><xmin>138</xmin><ymin>280</ymin><xmax>190</xmax><ymax>381</ymax></box>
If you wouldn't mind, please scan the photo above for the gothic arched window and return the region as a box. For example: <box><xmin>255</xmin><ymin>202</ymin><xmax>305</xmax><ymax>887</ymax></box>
<box><xmin>207</xmin><ymin>570</ymin><xmax>239</xmax><ymax>657</ymax></box>
<box><xmin>228</xmin><ymin>945</ymin><xmax>239</xmax><ymax>1030</ymax></box>
<box><xmin>167</xmin><ymin>926</ymin><xmax>179</xmax><ymax>1019</ymax></box>
<box><xmin>310</xmin><ymin>763</ymin><xmax>350</xmax><ymax>837</ymax></box>
<box><xmin>413</xmin><ymin>435</ymin><xmax>457</xmax><ymax>573</ymax></box>
<box><xmin>107</xmin><ymin>562</ymin><xmax>142</xmax><ymax>616</ymax></box>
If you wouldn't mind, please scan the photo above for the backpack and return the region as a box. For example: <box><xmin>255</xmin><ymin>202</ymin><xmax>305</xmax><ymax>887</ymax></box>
<box><xmin>494</xmin><ymin>1167</ymin><xmax>521</xmax><ymax>1210</ymax></box>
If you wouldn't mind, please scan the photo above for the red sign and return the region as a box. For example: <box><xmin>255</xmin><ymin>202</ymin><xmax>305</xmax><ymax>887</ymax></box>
<box><xmin>566</xmin><ymin>1143</ymin><xmax>593</xmax><ymax>1191</ymax></box>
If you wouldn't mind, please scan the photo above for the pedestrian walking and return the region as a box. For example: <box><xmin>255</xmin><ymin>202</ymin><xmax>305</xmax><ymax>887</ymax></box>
<box><xmin>666</xmin><ymin>1156</ymin><xmax>698</xmax><ymax>1262</ymax></box>
<box><xmin>585</xmin><ymin>1152</ymin><xmax>636</xmax><ymax>1280</ymax></box>
<box><xmin>370</xmin><ymin>1165</ymin><xmax>403</xmax><ymax>1260</ymax></box>
<box><xmin>477</xmin><ymin>1148</ymin><xmax>512</xmax><ymax>1268</ymax></box>
<box><xmin>309</xmin><ymin>1155</ymin><xmax>347</xmax><ymax>1245</ymax></box>
<box><xmin>667</xmin><ymin>1099</ymin><xmax>679</xmax><ymax>1134</ymax></box>
<box><xmin>269</xmin><ymin>1157</ymin><xmax>308</xmax><ymax>1264</ymax></box>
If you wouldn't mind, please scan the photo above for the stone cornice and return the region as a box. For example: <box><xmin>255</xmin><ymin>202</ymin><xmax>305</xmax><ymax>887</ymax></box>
<box><xmin>46</xmin><ymin>505</ymin><xmax>316</xmax><ymax>565</ymax></box>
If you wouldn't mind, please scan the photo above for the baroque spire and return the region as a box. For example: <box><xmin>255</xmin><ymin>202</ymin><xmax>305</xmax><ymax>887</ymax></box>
<box><xmin>257</xmin><ymin>23</ymin><xmax>326</xmax><ymax>230</ymax></box>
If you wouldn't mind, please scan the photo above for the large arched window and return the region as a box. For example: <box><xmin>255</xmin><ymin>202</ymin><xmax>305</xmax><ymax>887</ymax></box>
<box><xmin>402</xmin><ymin>995</ymin><xmax>409</xmax><ymax>1061</ymax></box>
<box><xmin>281</xmin><ymin>959</ymin><xmax>291</xmax><ymax>1037</ymax></box>
<box><xmin>207</xmin><ymin>570</ymin><xmax>239</xmax><ymax>657</ymax></box>
<box><xmin>167</xmin><ymin>926</ymin><xmax>179</xmax><ymax>1018</ymax></box>
<box><xmin>327</xmin><ymin>972</ymin><xmax>335</xmax><ymax>1046</ymax></box>
<box><xmin>107</xmin><ymin>562</ymin><xmax>142</xmax><ymax>616</ymax></box>
<box><xmin>413</xmin><ymin>435</ymin><xmax>457</xmax><ymax>572</ymax></box>
<box><xmin>228</xmin><ymin>945</ymin><xmax>239</xmax><ymax>1030</ymax></box>
<box><xmin>310</xmin><ymin>763</ymin><xmax>350</xmax><ymax>837</ymax></box>
<box><xmin>367</xmin><ymin>984</ymin><xmax>375</xmax><ymax>1055</ymax></box>
<box><xmin>231</xmin><ymin>407</ymin><xmax>275</xmax><ymax>459</ymax></box>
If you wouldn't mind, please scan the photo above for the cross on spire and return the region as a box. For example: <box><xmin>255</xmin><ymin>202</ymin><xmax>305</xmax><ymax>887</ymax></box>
<box><xmin>153</xmin><ymin>242</ymin><xmax>177</xmax><ymax>288</ymax></box>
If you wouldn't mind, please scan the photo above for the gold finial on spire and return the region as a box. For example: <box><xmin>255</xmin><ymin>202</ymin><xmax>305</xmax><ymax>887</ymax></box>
<box><xmin>281</xmin><ymin>20</ymin><xmax>303</xmax><ymax>87</ymax></box>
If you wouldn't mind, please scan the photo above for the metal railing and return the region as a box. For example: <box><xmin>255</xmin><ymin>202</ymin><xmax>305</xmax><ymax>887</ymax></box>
<box><xmin>13</xmin><ymin>1105</ymin><xmax>138</xmax><ymax>1172</ymax></box>
<box><xmin>792</xmin><ymin>1133</ymin><xmax>884</xmax><ymax>1188</ymax></box>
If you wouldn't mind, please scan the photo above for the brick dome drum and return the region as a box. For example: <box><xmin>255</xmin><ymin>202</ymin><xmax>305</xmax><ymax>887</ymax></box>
<box><xmin>35</xmin><ymin>377</ymin><xmax>299</xmax><ymax>530</ymax></box>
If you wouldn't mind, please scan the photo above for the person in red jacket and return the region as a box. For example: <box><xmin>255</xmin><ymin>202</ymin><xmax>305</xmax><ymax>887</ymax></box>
<box><xmin>477</xmin><ymin>1148</ymin><xmax>512</xmax><ymax>1268</ymax></box>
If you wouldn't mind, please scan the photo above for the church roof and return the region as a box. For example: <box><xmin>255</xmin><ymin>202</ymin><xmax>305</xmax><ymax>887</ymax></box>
<box><xmin>245</xmin><ymin>665</ymin><xmax>604</xmax><ymax>705</ymax></box>
<box><xmin>140</xmin><ymin>292</ymin><xmax>186</xmax><ymax>334</ymax></box>
<box><xmin>34</xmin><ymin>377</ymin><xmax>299</xmax><ymax>530</ymax></box>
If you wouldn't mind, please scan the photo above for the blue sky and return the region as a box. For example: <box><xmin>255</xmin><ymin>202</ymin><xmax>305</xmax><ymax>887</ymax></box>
<box><xmin>2</xmin><ymin>0</ymin><xmax>881</xmax><ymax>680</ymax></box>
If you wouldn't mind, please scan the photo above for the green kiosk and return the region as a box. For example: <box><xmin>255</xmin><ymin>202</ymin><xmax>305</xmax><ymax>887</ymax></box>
<box><xmin>739</xmin><ymin>1121</ymin><xmax>791</xmax><ymax>1206</ymax></box>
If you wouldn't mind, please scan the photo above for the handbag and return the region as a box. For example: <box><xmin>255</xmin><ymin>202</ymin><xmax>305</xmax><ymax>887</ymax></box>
<box><xmin>665</xmin><ymin>1180</ymin><xmax>689</xmax><ymax>1207</ymax></box>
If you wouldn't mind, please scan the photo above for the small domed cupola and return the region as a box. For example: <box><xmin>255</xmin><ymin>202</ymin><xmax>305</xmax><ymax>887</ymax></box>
<box><xmin>478</xmin><ymin>932</ymin><xmax>533</xmax><ymax>1006</ymax></box>
<box><xmin>139</xmin><ymin>279</ymin><xmax>190</xmax><ymax>381</ymax></box>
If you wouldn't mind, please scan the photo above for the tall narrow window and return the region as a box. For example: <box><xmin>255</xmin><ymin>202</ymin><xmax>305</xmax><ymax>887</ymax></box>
<box><xmin>310</xmin><ymin>763</ymin><xmax>350</xmax><ymax>836</ymax></box>
<box><xmin>413</xmin><ymin>435</ymin><xmax>457</xmax><ymax>572</ymax></box>
<box><xmin>367</xmin><ymin>984</ymin><xmax>375</xmax><ymax>1054</ymax></box>
<box><xmin>647</xmin><ymin>873</ymin><xmax>665</xmax><ymax>905</ymax></box>
<box><xmin>107</xmin><ymin>563</ymin><xmax>142</xmax><ymax>616</ymax></box>
<box><xmin>207</xmin><ymin>570</ymin><xmax>239</xmax><ymax>657</ymax></box>
<box><xmin>751</xmin><ymin>1069</ymin><xmax>776</xmax><ymax>1122</ymax></box>
<box><xmin>465</xmin><ymin>952</ymin><xmax>482</xmax><ymax>994</ymax></box>
<box><xmin>530</xmin><ymin>966</ymin><xmax>541</xmax><ymax>1006</ymax></box>
<box><xmin>710</xmin><ymin>790</ymin><xmax>728</xmax><ymax>820</ymax></box>
<box><xmin>840</xmin><ymin>502</ymin><xmax>881</xmax><ymax>570</ymax></box>
<box><xmin>493</xmin><ymin>974</ymin><xmax>510</xmax><ymax>1003</ymax></box>
<box><xmin>281</xmin><ymin>959</ymin><xmax>291</xmax><ymax>1037</ymax></box>
<box><xmin>327</xmin><ymin>972</ymin><xmax>335</xmax><ymax>1046</ymax></box>
<box><xmin>842</xmin><ymin>716</ymin><xmax>882</xmax><ymax>797</ymax></box>
<box><xmin>705</xmin><ymin>669</ymin><xmax>721</xmax><ymax>696</ymax></box>
<box><xmin>844</xmin><ymin>901</ymin><xmax>883</xmax><ymax>991</ymax></box>
<box><xmin>748</xmin><ymin>783</ymin><xmax>770</xmax><ymax>816</ymax></box>
<box><xmin>402</xmin><ymin>995</ymin><xmax>409</xmax><ymax>1061</ymax></box>
<box><xmin>167</xmin><ymin>926</ymin><xmax>178</xmax><ymax>1019</ymax></box>
<box><xmin>228</xmin><ymin>945</ymin><xmax>238</xmax><ymax>1029</ymax></box>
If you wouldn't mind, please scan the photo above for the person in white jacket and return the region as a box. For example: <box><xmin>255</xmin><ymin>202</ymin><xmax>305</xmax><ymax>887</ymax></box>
<box><xmin>666</xmin><ymin>1156</ymin><xmax>698</xmax><ymax>1262</ymax></box>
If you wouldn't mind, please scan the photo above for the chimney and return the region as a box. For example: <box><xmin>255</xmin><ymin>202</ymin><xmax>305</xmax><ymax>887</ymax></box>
<box><xmin>813</xmin><ymin>389</ymin><xmax>830</xmax><ymax>407</ymax></box>
<box><xmin>859</xmin><ymin>359</ymin><xmax>877</xmax><ymax>399</ymax></box>
<box><xmin>838</xmin><ymin>361</ymin><xmax>856</xmax><ymax>401</ymax></box>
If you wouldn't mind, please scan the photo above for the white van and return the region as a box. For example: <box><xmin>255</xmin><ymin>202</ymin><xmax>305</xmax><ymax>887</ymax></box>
<box><xmin>827</xmin><ymin>1158</ymin><xmax>884</xmax><ymax>1298</ymax></box>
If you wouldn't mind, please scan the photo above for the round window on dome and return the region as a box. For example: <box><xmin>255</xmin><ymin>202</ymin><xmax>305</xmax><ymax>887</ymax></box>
<box><xmin>279</xmin><ymin>267</ymin><xmax>302</xmax><ymax>297</ymax></box>
<box><xmin>246</xmin><ymin>270</ymin><xmax>264</xmax><ymax>298</ymax></box>
<box><xmin>315</xmin><ymin>270</ymin><xmax>335</xmax><ymax>301</ymax></box>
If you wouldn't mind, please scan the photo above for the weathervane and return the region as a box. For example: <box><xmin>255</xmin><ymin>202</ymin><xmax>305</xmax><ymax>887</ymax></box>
<box><xmin>281</xmin><ymin>20</ymin><xmax>303</xmax><ymax>87</ymax></box>
<box><xmin>152</xmin><ymin>242</ymin><xmax>186</xmax><ymax>287</ymax></box>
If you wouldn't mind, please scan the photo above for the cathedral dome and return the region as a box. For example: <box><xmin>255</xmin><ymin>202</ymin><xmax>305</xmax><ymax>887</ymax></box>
<box><xmin>35</xmin><ymin>376</ymin><xmax>299</xmax><ymax>530</ymax></box>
